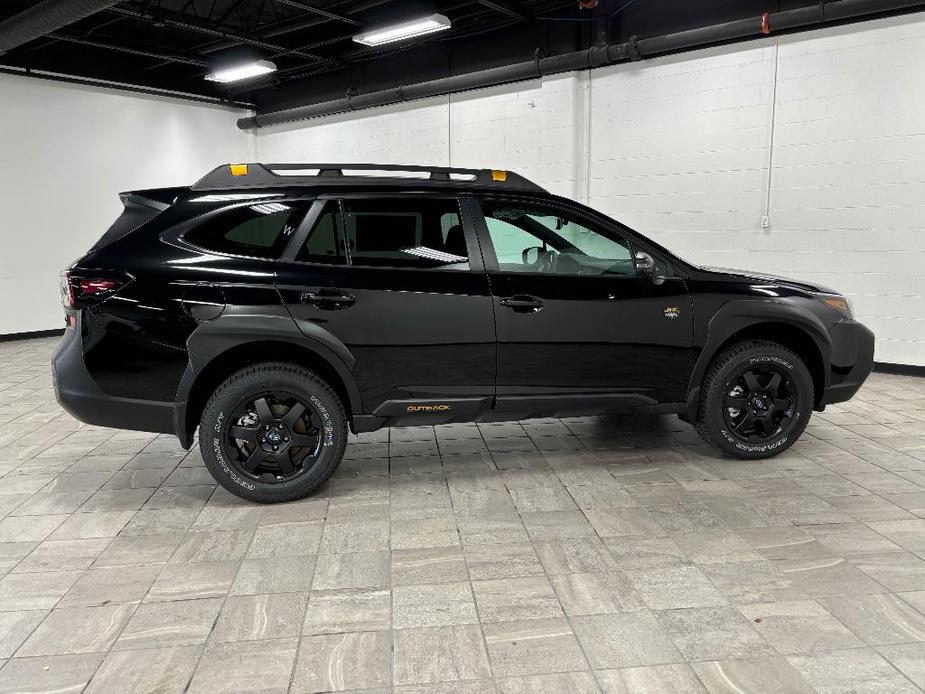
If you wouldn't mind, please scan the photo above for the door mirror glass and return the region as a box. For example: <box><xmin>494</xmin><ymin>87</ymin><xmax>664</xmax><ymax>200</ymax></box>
<box><xmin>635</xmin><ymin>251</ymin><xmax>656</xmax><ymax>276</ymax></box>
<box><xmin>521</xmin><ymin>246</ymin><xmax>544</xmax><ymax>265</ymax></box>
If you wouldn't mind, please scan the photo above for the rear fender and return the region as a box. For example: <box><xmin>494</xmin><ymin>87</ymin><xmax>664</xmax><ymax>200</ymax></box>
<box><xmin>173</xmin><ymin>306</ymin><xmax>361</xmax><ymax>447</ymax></box>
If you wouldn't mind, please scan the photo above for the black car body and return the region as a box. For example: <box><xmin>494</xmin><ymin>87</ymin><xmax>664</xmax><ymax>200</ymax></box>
<box><xmin>53</xmin><ymin>163</ymin><xmax>875</xmax><ymax>502</ymax></box>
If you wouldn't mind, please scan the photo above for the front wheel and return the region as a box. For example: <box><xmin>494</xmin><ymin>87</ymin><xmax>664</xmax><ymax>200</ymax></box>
<box><xmin>695</xmin><ymin>340</ymin><xmax>814</xmax><ymax>459</ymax></box>
<box><xmin>199</xmin><ymin>362</ymin><xmax>347</xmax><ymax>503</ymax></box>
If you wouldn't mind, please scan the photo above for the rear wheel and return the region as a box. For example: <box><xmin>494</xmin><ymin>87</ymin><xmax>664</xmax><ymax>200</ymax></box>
<box><xmin>199</xmin><ymin>362</ymin><xmax>346</xmax><ymax>503</ymax></box>
<box><xmin>695</xmin><ymin>340</ymin><xmax>813</xmax><ymax>459</ymax></box>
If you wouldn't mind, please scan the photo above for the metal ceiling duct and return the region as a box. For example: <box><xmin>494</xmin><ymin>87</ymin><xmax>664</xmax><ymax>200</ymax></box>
<box><xmin>239</xmin><ymin>0</ymin><xmax>925</xmax><ymax>129</ymax></box>
<box><xmin>0</xmin><ymin>0</ymin><xmax>121</xmax><ymax>56</ymax></box>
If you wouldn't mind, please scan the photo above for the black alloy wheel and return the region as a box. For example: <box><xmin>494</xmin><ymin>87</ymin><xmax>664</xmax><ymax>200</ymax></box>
<box><xmin>722</xmin><ymin>365</ymin><xmax>796</xmax><ymax>444</ymax></box>
<box><xmin>200</xmin><ymin>362</ymin><xmax>347</xmax><ymax>503</ymax></box>
<box><xmin>228</xmin><ymin>391</ymin><xmax>321</xmax><ymax>482</ymax></box>
<box><xmin>695</xmin><ymin>340</ymin><xmax>814</xmax><ymax>459</ymax></box>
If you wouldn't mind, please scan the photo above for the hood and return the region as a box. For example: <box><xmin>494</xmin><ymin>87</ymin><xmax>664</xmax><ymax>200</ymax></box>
<box><xmin>699</xmin><ymin>266</ymin><xmax>837</xmax><ymax>294</ymax></box>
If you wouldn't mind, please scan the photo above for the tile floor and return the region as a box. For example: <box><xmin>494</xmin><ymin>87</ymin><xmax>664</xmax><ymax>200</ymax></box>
<box><xmin>1</xmin><ymin>336</ymin><xmax>925</xmax><ymax>693</ymax></box>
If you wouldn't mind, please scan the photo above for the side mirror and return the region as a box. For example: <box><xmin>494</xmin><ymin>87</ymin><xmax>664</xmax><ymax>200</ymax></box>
<box><xmin>634</xmin><ymin>251</ymin><xmax>656</xmax><ymax>276</ymax></box>
<box><xmin>522</xmin><ymin>246</ymin><xmax>544</xmax><ymax>265</ymax></box>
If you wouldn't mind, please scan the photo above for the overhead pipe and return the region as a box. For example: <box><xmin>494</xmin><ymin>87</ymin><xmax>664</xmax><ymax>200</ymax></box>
<box><xmin>239</xmin><ymin>0</ymin><xmax>925</xmax><ymax>130</ymax></box>
<box><xmin>0</xmin><ymin>0</ymin><xmax>121</xmax><ymax>56</ymax></box>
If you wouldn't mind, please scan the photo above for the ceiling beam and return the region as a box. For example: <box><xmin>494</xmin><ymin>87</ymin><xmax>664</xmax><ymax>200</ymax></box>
<box><xmin>273</xmin><ymin>0</ymin><xmax>360</xmax><ymax>26</ymax></box>
<box><xmin>476</xmin><ymin>0</ymin><xmax>530</xmax><ymax>21</ymax></box>
<box><xmin>0</xmin><ymin>0</ymin><xmax>122</xmax><ymax>55</ymax></box>
<box><xmin>48</xmin><ymin>32</ymin><xmax>209</xmax><ymax>66</ymax></box>
<box><xmin>106</xmin><ymin>5</ymin><xmax>339</xmax><ymax>65</ymax></box>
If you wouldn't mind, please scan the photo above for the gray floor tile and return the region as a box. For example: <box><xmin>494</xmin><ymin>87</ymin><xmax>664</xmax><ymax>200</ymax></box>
<box><xmin>819</xmin><ymin>593</ymin><xmax>925</xmax><ymax>645</ymax></box>
<box><xmin>787</xmin><ymin>648</ymin><xmax>920</xmax><ymax>693</ymax></box>
<box><xmin>573</xmin><ymin>612</ymin><xmax>681</xmax><ymax>669</ymax></box>
<box><xmin>292</xmin><ymin>631</ymin><xmax>391</xmax><ymax>692</ymax></box>
<box><xmin>597</xmin><ymin>663</ymin><xmax>707</xmax><ymax>693</ymax></box>
<box><xmin>0</xmin><ymin>609</ymin><xmax>47</xmax><ymax>658</ymax></box>
<box><xmin>473</xmin><ymin>576</ymin><xmax>563</xmax><ymax>623</ymax></box>
<box><xmin>312</xmin><ymin>551</ymin><xmax>389</xmax><ymax>590</ymax></box>
<box><xmin>393</xmin><ymin>624</ymin><xmax>491</xmax><ymax>686</ymax></box>
<box><xmin>213</xmin><ymin>592</ymin><xmax>308</xmax><ymax>641</ymax></box>
<box><xmin>655</xmin><ymin>605</ymin><xmax>774</xmax><ymax>661</ymax></box>
<box><xmin>302</xmin><ymin>589</ymin><xmax>390</xmax><ymax>634</ymax></box>
<box><xmin>115</xmin><ymin>597</ymin><xmax>223</xmax><ymax>650</ymax></box>
<box><xmin>85</xmin><ymin>645</ymin><xmax>201</xmax><ymax>694</ymax></box>
<box><xmin>392</xmin><ymin>581</ymin><xmax>477</xmax><ymax>628</ymax></box>
<box><xmin>0</xmin><ymin>652</ymin><xmax>104</xmax><ymax>694</ymax></box>
<box><xmin>59</xmin><ymin>564</ymin><xmax>162</xmax><ymax>607</ymax></box>
<box><xmin>188</xmin><ymin>638</ymin><xmax>297</xmax><ymax>694</ymax></box>
<box><xmin>17</xmin><ymin>603</ymin><xmax>135</xmax><ymax>655</ymax></box>
<box><xmin>484</xmin><ymin>617</ymin><xmax>588</xmax><ymax>676</ymax></box>
<box><xmin>879</xmin><ymin>642</ymin><xmax>925</xmax><ymax>689</ymax></box>
<box><xmin>739</xmin><ymin>599</ymin><xmax>865</xmax><ymax>654</ymax></box>
<box><xmin>691</xmin><ymin>656</ymin><xmax>814</xmax><ymax>693</ymax></box>
<box><xmin>147</xmin><ymin>559</ymin><xmax>238</xmax><ymax>601</ymax></box>
<box><xmin>231</xmin><ymin>556</ymin><xmax>314</xmax><ymax>595</ymax></box>
<box><xmin>551</xmin><ymin>571</ymin><xmax>646</xmax><ymax>616</ymax></box>
<box><xmin>391</xmin><ymin>546</ymin><xmax>468</xmax><ymax>586</ymax></box>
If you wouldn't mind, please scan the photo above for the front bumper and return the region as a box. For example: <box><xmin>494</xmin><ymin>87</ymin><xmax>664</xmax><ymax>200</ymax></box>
<box><xmin>819</xmin><ymin>319</ymin><xmax>875</xmax><ymax>407</ymax></box>
<box><xmin>52</xmin><ymin>320</ymin><xmax>175</xmax><ymax>435</ymax></box>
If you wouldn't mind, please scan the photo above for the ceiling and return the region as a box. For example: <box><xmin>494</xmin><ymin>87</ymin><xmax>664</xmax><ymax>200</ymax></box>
<box><xmin>0</xmin><ymin>1</ymin><xmax>918</xmax><ymax>115</ymax></box>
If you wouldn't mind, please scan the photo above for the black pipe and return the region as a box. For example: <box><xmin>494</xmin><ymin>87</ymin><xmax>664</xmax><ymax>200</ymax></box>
<box><xmin>0</xmin><ymin>0</ymin><xmax>121</xmax><ymax>56</ymax></box>
<box><xmin>239</xmin><ymin>0</ymin><xmax>925</xmax><ymax>129</ymax></box>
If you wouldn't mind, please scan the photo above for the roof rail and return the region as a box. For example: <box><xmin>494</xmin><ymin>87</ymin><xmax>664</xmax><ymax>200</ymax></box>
<box><xmin>190</xmin><ymin>163</ymin><xmax>545</xmax><ymax>193</ymax></box>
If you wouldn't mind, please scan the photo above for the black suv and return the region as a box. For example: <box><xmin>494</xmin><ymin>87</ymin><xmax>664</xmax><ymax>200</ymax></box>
<box><xmin>53</xmin><ymin>163</ymin><xmax>874</xmax><ymax>502</ymax></box>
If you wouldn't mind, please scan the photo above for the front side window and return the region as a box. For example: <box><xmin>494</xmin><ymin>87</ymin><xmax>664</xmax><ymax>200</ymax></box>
<box><xmin>481</xmin><ymin>201</ymin><xmax>634</xmax><ymax>276</ymax></box>
<box><xmin>185</xmin><ymin>202</ymin><xmax>306</xmax><ymax>259</ymax></box>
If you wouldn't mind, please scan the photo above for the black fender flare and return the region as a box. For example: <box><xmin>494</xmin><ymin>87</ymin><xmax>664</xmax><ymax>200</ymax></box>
<box><xmin>172</xmin><ymin>309</ymin><xmax>362</xmax><ymax>447</ymax></box>
<box><xmin>684</xmin><ymin>299</ymin><xmax>832</xmax><ymax>420</ymax></box>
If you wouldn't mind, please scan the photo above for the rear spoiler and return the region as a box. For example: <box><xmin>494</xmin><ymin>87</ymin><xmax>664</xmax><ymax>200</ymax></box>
<box><xmin>119</xmin><ymin>186</ymin><xmax>188</xmax><ymax>211</ymax></box>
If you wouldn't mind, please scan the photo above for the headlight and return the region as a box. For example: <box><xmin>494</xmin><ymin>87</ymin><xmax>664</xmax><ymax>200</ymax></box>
<box><xmin>813</xmin><ymin>292</ymin><xmax>853</xmax><ymax>319</ymax></box>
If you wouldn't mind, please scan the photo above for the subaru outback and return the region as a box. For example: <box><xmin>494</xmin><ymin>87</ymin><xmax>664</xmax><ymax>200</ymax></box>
<box><xmin>53</xmin><ymin>163</ymin><xmax>875</xmax><ymax>502</ymax></box>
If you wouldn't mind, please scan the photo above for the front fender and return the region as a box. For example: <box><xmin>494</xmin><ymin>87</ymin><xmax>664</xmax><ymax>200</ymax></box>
<box><xmin>685</xmin><ymin>298</ymin><xmax>833</xmax><ymax>414</ymax></box>
<box><xmin>172</xmin><ymin>306</ymin><xmax>362</xmax><ymax>447</ymax></box>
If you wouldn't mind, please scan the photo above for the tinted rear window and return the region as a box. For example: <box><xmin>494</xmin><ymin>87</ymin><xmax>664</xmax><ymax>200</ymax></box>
<box><xmin>184</xmin><ymin>202</ymin><xmax>308</xmax><ymax>259</ymax></box>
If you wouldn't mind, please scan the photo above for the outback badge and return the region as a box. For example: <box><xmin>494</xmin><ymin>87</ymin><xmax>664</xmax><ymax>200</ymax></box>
<box><xmin>664</xmin><ymin>306</ymin><xmax>680</xmax><ymax>320</ymax></box>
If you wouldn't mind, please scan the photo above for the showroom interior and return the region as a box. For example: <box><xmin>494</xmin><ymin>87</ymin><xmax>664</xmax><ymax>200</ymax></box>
<box><xmin>1</xmin><ymin>0</ymin><xmax>925</xmax><ymax>692</ymax></box>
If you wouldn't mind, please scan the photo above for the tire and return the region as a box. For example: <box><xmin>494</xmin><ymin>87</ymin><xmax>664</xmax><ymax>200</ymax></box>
<box><xmin>695</xmin><ymin>340</ymin><xmax>814</xmax><ymax>460</ymax></box>
<box><xmin>199</xmin><ymin>362</ymin><xmax>347</xmax><ymax>503</ymax></box>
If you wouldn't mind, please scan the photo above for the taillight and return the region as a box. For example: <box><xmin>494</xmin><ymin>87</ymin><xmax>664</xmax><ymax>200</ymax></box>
<box><xmin>78</xmin><ymin>278</ymin><xmax>122</xmax><ymax>295</ymax></box>
<box><xmin>60</xmin><ymin>271</ymin><xmax>75</xmax><ymax>308</ymax></box>
<box><xmin>61</xmin><ymin>270</ymin><xmax>129</xmax><ymax>309</ymax></box>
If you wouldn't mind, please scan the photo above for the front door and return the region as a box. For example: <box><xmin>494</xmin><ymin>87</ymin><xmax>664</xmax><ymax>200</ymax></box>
<box><xmin>472</xmin><ymin>196</ymin><xmax>693</xmax><ymax>414</ymax></box>
<box><xmin>276</xmin><ymin>194</ymin><xmax>496</xmax><ymax>424</ymax></box>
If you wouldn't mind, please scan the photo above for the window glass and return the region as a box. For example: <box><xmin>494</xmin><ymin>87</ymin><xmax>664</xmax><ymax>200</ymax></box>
<box><xmin>297</xmin><ymin>202</ymin><xmax>346</xmax><ymax>265</ymax></box>
<box><xmin>185</xmin><ymin>202</ymin><xmax>305</xmax><ymax>259</ymax></box>
<box><xmin>341</xmin><ymin>198</ymin><xmax>469</xmax><ymax>269</ymax></box>
<box><xmin>481</xmin><ymin>202</ymin><xmax>634</xmax><ymax>276</ymax></box>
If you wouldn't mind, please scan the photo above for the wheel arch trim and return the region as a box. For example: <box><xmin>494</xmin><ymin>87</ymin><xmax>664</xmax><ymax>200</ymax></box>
<box><xmin>686</xmin><ymin>299</ymin><xmax>833</xmax><ymax>418</ymax></box>
<box><xmin>173</xmin><ymin>313</ymin><xmax>362</xmax><ymax>448</ymax></box>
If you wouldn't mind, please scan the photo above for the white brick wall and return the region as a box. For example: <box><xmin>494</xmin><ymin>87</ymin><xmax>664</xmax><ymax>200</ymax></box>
<box><xmin>255</xmin><ymin>13</ymin><xmax>925</xmax><ymax>366</ymax></box>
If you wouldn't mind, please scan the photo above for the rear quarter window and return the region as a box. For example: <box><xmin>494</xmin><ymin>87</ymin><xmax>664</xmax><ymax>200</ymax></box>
<box><xmin>184</xmin><ymin>202</ymin><xmax>308</xmax><ymax>259</ymax></box>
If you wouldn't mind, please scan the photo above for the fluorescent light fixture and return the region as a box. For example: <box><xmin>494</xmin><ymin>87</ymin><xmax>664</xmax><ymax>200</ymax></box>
<box><xmin>205</xmin><ymin>59</ymin><xmax>276</xmax><ymax>83</ymax></box>
<box><xmin>353</xmin><ymin>13</ymin><xmax>451</xmax><ymax>46</ymax></box>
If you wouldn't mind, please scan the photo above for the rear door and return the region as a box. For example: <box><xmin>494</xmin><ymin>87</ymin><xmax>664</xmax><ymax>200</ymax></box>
<box><xmin>275</xmin><ymin>193</ymin><xmax>496</xmax><ymax>423</ymax></box>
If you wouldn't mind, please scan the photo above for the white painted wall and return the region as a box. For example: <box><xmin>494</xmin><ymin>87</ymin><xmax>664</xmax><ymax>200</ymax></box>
<box><xmin>254</xmin><ymin>13</ymin><xmax>925</xmax><ymax>366</ymax></box>
<box><xmin>0</xmin><ymin>73</ymin><xmax>253</xmax><ymax>335</ymax></box>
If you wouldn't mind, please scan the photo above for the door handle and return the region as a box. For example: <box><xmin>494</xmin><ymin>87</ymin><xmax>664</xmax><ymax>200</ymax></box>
<box><xmin>301</xmin><ymin>290</ymin><xmax>356</xmax><ymax>308</ymax></box>
<box><xmin>499</xmin><ymin>295</ymin><xmax>543</xmax><ymax>312</ymax></box>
